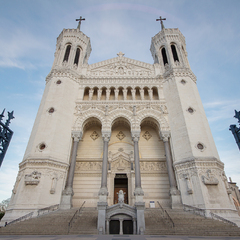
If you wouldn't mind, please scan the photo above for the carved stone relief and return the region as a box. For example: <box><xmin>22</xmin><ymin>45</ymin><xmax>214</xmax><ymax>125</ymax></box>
<box><xmin>116</xmin><ymin>131</ymin><xmax>125</xmax><ymax>141</ymax></box>
<box><xmin>140</xmin><ymin>162</ymin><xmax>167</xmax><ymax>172</ymax></box>
<box><xmin>46</xmin><ymin>171</ymin><xmax>64</xmax><ymax>194</ymax></box>
<box><xmin>182</xmin><ymin>173</ymin><xmax>193</xmax><ymax>194</ymax></box>
<box><xmin>12</xmin><ymin>171</ymin><xmax>23</xmax><ymax>194</ymax></box>
<box><xmin>201</xmin><ymin>169</ymin><xmax>219</xmax><ymax>185</ymax></box>
<box><xmin>86</xmin><ymin>56</ymin><xmax>155</xmax><ymax>77</ymax></box>
<box><xmin>221</xmin><ymin>171</ymin><xmax>232</xmax><ymax>195</ymax></box>
<box><xmin>25</xmin><ymin>171</ymin><xmax>41</xmax><ymax>185</ymax></box>
<box><xmin>75</xmin><ymin>162</ymin><xmax>102</xmax><ymax>171</ymax></box>
<box><xmin>90</xmin><ymin>131</ymin><xmax>99</xmax><ymax>140</ymax></box>
<box><xmin>111</xmin><ymin>156</ymin><xmax>131</xmax><ymax>171</ymax></box>
<box><xmin>142</xmin><ymin>131</ymin><xmax>152</xmax><ymax>141</ymax></box>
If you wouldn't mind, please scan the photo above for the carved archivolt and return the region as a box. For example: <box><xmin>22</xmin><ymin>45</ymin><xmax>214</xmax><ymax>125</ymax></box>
<box><xmin>73</xmin><ymin>102</ymin><xmax>170</xmax><ymax>133</ymax></box>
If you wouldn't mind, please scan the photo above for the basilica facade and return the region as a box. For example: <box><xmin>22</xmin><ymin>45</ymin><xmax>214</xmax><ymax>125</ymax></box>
<box><xmin>1</xmin><ymin>21</ymin><xmax>239</xmax><ymax>233</ymax></box>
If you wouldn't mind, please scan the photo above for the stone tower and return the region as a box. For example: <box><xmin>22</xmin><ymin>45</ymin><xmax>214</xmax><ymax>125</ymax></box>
<box><xmin>1</xmin><ymin>21</ymin><xmax>239</xmax><ymax>231</ymax></box>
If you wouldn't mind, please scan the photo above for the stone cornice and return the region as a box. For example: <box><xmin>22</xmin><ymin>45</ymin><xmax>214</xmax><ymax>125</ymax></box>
<box><xmin>173</xmin><ymin>157</ymin><xmax>224</xmax><ymax>171</ymax></box>
<box><xmin>19</xmin><ymin>158</ymin><xmax>69</xmax><ymax>170</ymax></box>
<box><xmin>46</xmin><ymin>68</ymin><xmax>163</xmax><ymax>86</ymax></box>
<box><xmin>57</xmin><ymin>28</ymin><xmax>91</xmax><ymax>46</ymax></box>
<box><xmin>163</xmin><ymin>67</ymin><xmax>197</xmax><ymax>83</ymax></box>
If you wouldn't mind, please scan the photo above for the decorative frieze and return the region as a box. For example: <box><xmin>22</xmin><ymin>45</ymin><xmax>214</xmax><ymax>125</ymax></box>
<box><xmin>19</xmin><ymin>159</ymin><xmax>69</xmax><ymax>170</ymax></box>
<box><xmin>140</xmin><ymin>162</ymin><xmax>167</xmax><ymax>172</ymax></box>
<box><xmin>75</xmin><ymin>161</ymin><xmax>102</xmax><ymax>171</ymax></box>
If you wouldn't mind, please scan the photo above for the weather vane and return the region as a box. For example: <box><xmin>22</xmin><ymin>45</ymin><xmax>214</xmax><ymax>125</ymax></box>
<box><xmin>76</xmin><ymin>16</ymin><xmax>85</xmax><ymax>31</ymax></box>
<box><xmin>156</xmin><ymin>16</ymin><xmax>166</xmax><ymax>30</ymax></box>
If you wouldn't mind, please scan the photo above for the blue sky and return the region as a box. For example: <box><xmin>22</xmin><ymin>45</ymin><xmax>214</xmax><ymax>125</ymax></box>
<box><xmin>0</xmin><ymin>0</ymin><xmax>240</xmax><ymax>202</ymax></box>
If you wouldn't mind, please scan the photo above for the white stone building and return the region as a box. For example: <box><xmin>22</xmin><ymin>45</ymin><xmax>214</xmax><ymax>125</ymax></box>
<box><xmin>1</xmin><ymin>20</ymin><xmax>240</xmax><ymax>233</ymax></box>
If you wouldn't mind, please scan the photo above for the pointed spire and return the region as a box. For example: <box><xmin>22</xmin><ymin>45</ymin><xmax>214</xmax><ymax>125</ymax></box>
<box><xmin>156</xmin><ymin>16</ymin><xmax>166</xmax><ymax>31</ymax></box>
<box><xmin>76</xmin><ymin>16</ymin><xmax>85</xmax><ymax>31</ymax></box>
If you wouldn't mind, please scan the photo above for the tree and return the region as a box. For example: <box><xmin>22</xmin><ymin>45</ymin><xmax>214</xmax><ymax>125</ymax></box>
<box><xmin>0</xmin><ymin>198</ymin><xmax>10</xmax><ymax>212</ymax></box>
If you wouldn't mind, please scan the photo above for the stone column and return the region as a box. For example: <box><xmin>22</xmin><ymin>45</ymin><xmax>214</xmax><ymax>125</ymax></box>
<box><xmin>160</xmin><ymin>131</ymin><xmax>182</xmax><ymax>209</ymax></box>
<box><xmin>60</xmin><ymin>131</ymin><xmax>82</xmax><ymax>209</ymax></box>
<box><xmin>131</xmin><ymin>132</ymin><xmax>143</xmax><ymax>193</ymax></box>
<box><xmin>132</xmin><ymin>131</ymin><xmax>145</xmax><ymax>234</ymax></box>
<box><xmin>148</xmin><ymin>89</ymin><xmax>153</xmax><ymax>100</ymax></box>
<box><xmin>97</xmin><ymin>89</ymin><xmax>102</xmax><ymax>101</ymax></box>
<box><xmin>89</xmin><ymin>88</ymin><xmax>94</xmax><ymax>101</ymax></box>
<box><xmin>123</xmin><ymin>89</ymin><xmax>128</xmax><ymax>100</ymax></box>
<box><xmin>119</xmin><ymin>218</ymin><xmax>123</xmax><ymax>235</ymax></box>
<box><xmin>98</xmin><ymin>132</ymin><xmax>111</xmax><ymax>200</ymax></box>
<box><xmin>140</xmin><ymin>89</ymin><xmax>144</xmax><ymax>100</ymax></box>
<box><xmin>114</xmin><ymin>89</ymin><xmax>119</xmax><ymax>101</ymax></box>
<box><xmin>106</xmin><ymin>218</ymin><xmax>110</xmax><ymax>234</ymax></box>
<box><xmin>97</xmin><ymin>132</ymin><xmax>111</xmax><ymax>234</ymax></box>
<box><xmin>131</xmin><ymin>89</ymin><xmax>136</xmax><ymax>100</ymax></box>
<box><xmin>106</xmin><ymin>89</ymin><xmax>110</xmax><ymax>100</ymax></box>
<box><xmin>133</xmin><ymin>218</ymin><xmax>136</xmax><ymax>234</ymax></box>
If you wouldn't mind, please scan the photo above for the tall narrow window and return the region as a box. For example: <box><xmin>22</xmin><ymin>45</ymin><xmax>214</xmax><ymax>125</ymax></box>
<box><xmin>171</xmin><ymin>45</ymin><xmax>179</xmax><ymax>62</ymax></box>
<box><xmin>74</xmin><ymin>48</ymin><xmax>81</xmax><ymax>65</ymax></box>
<box><xmin>63</xmin><ymin>45</ymin><xmax>71</xmax><ymax>62</ymax></box>
<box><xmin>161</xmin><ymin>48</ymin><xmax>168</xmax><ymax>65</ymax></box>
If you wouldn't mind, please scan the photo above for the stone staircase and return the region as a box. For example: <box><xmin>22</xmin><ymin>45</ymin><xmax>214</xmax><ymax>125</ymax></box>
<box><xmin>68</xmin><ymin>207</ymin><xmax>98</xmax><ymax>234</ymax></box>
<box><xmin>0</xmin><ymin>208</ymin><xmax>76</xmax><ymax>235</ymax></box>
<box><xmin>0</xmin><ymin>207</ymin><xmax>98</xmax><ymax>235</ymax></box>
<box><xmin>145</xmin><ymin>208</ymin><xmax>240</xmax><ymax>236</ymax></box>
<box><xmin>1</xmin><ymin>206</ymin><xmax>240</xmax><ymax>236</ymax></box>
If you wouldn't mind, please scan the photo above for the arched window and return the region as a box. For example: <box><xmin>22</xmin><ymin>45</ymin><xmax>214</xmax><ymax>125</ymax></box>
<box><xmin>161</xmin><ymin>48</ymin><xmax>168</xmax><ymax>65</ymax></box>
<box><xmin>171</xmin><ymin>45</ymin><xmax>179</xmax><ymax>62</ymax></box>
<box><xmin>74</xmin><ymin>48</ymin><xmax>81</xmax><ymax>65</ymax></box>
<box><xmin>63</xmin><ymin>45</ymin><xmax>71</xmax><ymax>62</ymax></box>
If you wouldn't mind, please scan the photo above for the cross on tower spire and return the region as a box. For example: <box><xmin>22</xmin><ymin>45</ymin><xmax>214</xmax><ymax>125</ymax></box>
<box><xmin>76</xmin><ymin>16</ymin><xmax>85</xmax><ymax>30</ymax></box>
<box><xmin>156</xmin><ymin>16</ymin><xmax>166</xmax><ymax>30</ymax></box>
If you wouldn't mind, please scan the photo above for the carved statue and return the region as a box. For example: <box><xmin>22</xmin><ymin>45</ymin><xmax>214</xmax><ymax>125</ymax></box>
<box><xmin>117</xmin><ymin>189</ymin><xmax>126</xmax><ymax>203</ymax></box>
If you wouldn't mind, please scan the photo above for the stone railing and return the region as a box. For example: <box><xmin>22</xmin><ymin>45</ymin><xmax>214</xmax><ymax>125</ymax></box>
<box><xmin>7</xmin><ymin>211</ymin><xmax>34</xmax><ymax>226</ymax></box>
<box><xmin>183</xmin><ymin>204</ymin><xmax>206</xmax><ymax>218</ymax></box>
<box><xmin>68</xmin><ymin>201</ymin><xmax>86</xmax><ymax>233</ymax></box>
<box><xmin>210</xmin><ymin>212</ymin><xmax>237</xmax><ymax>226</ymax></box>
<box><xmin>37</xmin><ymin>204</ymin><xmax>59</xmax><ymax>216</ymax></box>
<box><xmin>6</xmin><ymin>204</ymin><xmax>60</xmax><ymax>226</ymax></box>
<box><xmin>157</xmin><ymin>201</ymin><xmax>174</xmax><ymax>228</ymax></box>
<box><xmin>183</xmin><ymin>204</ymin><xmax>237</xmax><ymax>226</ymax></box>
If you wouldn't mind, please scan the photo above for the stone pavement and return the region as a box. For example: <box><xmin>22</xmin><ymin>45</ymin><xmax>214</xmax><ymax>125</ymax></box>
<box><xmin>0</xmin><ymin>235</ymin><xmax>240</xmax><ymax>240</ymax></box>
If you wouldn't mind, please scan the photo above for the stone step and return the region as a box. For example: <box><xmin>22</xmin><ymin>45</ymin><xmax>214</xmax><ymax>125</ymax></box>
<box><xmin>0</xmin><ymin>208</ymin><xmax>76</xmax><ymax>235</ymax></box>
<box><xmin>68</xmin><ymin>207</ymin><xmax>98</xmax><ymax>235</ymax></box>
<box><xmin>145</xmin><ymin>208</ymin><xmax>240</xmax><ymax>236</ymax></box>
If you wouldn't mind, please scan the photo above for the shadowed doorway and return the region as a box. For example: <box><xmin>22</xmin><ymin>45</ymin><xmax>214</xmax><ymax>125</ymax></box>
<box><xmin>114</xmin><ymin>174</ymin><xmax>128</xmax><ymax>204</ymax></box>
